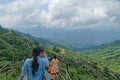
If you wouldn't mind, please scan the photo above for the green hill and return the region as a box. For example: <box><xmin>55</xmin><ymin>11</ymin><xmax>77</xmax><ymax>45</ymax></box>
<box><xmin>46</xmin><ymin>46</ymin><xmax>120</xmax><ymax>80</ymax></box>
<box><xmin>0</xmin><ymin>26</ymin><xmax>119</xmax><ymax>79</ymax></box>
<box><xmin>0</xmin><ymin>26</ymin><xmax>39</xmax><ymax>61</ymax></box>
<box><xmin>83</xmin><ymin>40</ymin><xmax>120</xmax><ymax>74</ymax></box>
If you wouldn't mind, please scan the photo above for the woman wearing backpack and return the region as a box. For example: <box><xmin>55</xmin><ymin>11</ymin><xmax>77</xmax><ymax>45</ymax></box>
<box><xmin>20</xmin><ymin>46</ymin><xmax>49</xmax><ymax>80</ymax></box>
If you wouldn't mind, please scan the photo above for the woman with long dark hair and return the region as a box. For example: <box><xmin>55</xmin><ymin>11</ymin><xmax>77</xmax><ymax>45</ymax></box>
<box><xmin>20</xmin><ymin>46</ymin><xmax>49</xmax><ymax>80</ymax></box>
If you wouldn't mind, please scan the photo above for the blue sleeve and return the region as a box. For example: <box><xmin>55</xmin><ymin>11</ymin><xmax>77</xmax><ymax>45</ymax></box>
<box><xmin>42</xmin><ymin>56</ymin><xmax>49</xmax><ymax>68</ymax></box>
<box><xmin>19</xmin><ymin>61</ymin><xmax>27</xmax><ymax>80</ymax></box>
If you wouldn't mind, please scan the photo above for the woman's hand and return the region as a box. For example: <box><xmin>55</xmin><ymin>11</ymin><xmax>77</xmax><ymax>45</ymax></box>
<box><xmin>43</xmin><ymin>52</ymin><xmax>47</xmax><ymax>56</ymax></box>
<box><xmin>40</xmin><ymin>51</ymin><xmax>47</xmax><ymax>57</ymax></box>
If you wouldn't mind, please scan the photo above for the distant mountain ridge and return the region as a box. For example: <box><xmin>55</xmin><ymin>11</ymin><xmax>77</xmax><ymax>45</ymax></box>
<box><xmin>16</xmin><ymin>26</ymin><xmax>120</xmax><ymax>48</ymax></box>
<box><xmin>81</xmin><ymin>39</ymin><xmax>120</xmax><ymax>52</ymax></box>
<box><xmin>16</xmin><ymin>31</ymin><xmax>83</xmax><ymax>51</ymax></box>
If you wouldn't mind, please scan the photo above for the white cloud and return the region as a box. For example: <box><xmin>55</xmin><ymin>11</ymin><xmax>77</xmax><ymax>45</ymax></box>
<box><xmin>0</xmin><ymin>0</ymin><xmax>120</xmax><ymax>29</ymax></box>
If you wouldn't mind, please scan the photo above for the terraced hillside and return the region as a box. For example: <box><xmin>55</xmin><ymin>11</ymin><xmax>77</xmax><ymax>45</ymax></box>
<box><xmin>0</xmin><ymin>47</ymin><xmax>119</xmax><ymax>80</ymax></box>
<box><xmin>0</xmin><ymin>26</ymin><xmax>119</xmax><ymax>80</ymax></box>
<box><xmin>83</xmin><ymin>40</ymin><xmax>120</xmax><ymax>74</ymax></box>
<box><xmin>46</xmin><ymin>47</ymin><xmax>120</xmax><ymax>80</ymax></box>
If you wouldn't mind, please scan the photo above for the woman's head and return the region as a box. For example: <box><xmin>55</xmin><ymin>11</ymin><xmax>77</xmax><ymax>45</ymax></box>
<box><xmin>32</xmin><ymin>46</ymin><xmax>44</xmax><ymax>57</ymax></box>
<box><xmin>32</xmin><ymin>46</ymin><xmax>44</xmax><ymax>77</ymax></box>
<box><xmin>54</xmin><ymin>55</ymin><xmax>56</xmax><ymax>59</ymax></box>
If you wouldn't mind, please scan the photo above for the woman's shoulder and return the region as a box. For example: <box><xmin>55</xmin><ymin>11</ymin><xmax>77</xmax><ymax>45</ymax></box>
<box><xmin>25</xmin><ymin>58</ymin><xmax>33</xmax><ymax>63</ymax></box>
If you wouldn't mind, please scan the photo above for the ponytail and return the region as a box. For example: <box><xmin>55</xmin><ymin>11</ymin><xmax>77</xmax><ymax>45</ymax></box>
<box><xmin>31</xmin><ymin>46</ymin><xmax>44</xmax><ymax>77</ymax></box>
<box><xmin>32</xmin><ymin>56</ymin><xmax>39</xmax><ymax>77</ymax></box>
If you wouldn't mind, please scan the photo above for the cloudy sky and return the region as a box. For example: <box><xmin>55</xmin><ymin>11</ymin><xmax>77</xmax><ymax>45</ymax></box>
<box><xmin>0</xmin><ymin>0</ymin><xmax>120</xmax><ymax>29</ymax></box>
<box><xmin>0</xmin><ymin>0</ymin><xmax>120</xmax><ymax>45</ymax></box>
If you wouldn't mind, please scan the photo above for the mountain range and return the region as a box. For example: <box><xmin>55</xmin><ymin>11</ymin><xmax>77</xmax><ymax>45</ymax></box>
<box><xmin>16</xmin><ymin>26</ymin><xmax>120</xmax><ymax>48</ymax></box>
<box><xmin>0</xmin><ymin>26</ymin><xmax>120</xmax><ymax>79</ymax></box>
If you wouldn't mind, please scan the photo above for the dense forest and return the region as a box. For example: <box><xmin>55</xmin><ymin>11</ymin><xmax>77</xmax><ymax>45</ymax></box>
<box><xmin>0</xmin><ymin>26</ymin><xmax>120</xmax><ymax>79</ymax></box>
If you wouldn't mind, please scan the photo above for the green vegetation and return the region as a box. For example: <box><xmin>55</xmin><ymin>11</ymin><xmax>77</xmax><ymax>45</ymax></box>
<box><xmin>0</xmin><ymin>27</ymin><xmax>39</xmax><ymax>61</ymax></box>
<box><xmin>0</xmin><ymin>26</ymin><xmax>119</xmax><ymax>79</ymax></box>
<box><xmin>83</xmin><ymin>40</ymin><xmax>120</xmax><ymax>74</ymax></box>
<box><xmin>46</xmin><ymin>46</ymin><xmax>118</xmax><ymax>80</ymax></box>
<box><xmin>0</xmin><ymin>61</ymin><xmax>20</xmax><ymax>80</ymax></box>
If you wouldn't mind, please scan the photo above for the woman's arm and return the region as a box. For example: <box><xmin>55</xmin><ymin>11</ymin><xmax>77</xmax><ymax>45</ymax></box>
<box><xmin>42</xmin><ymin>56</ymin><xmax>49</xmax><ymax>68</ymax></box>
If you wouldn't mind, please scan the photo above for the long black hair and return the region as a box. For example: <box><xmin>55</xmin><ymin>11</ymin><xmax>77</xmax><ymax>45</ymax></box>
<box><xmin>31</xmin><ymin>46</ymin><xmax>44</xmax><ymax>77</ymax></box>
